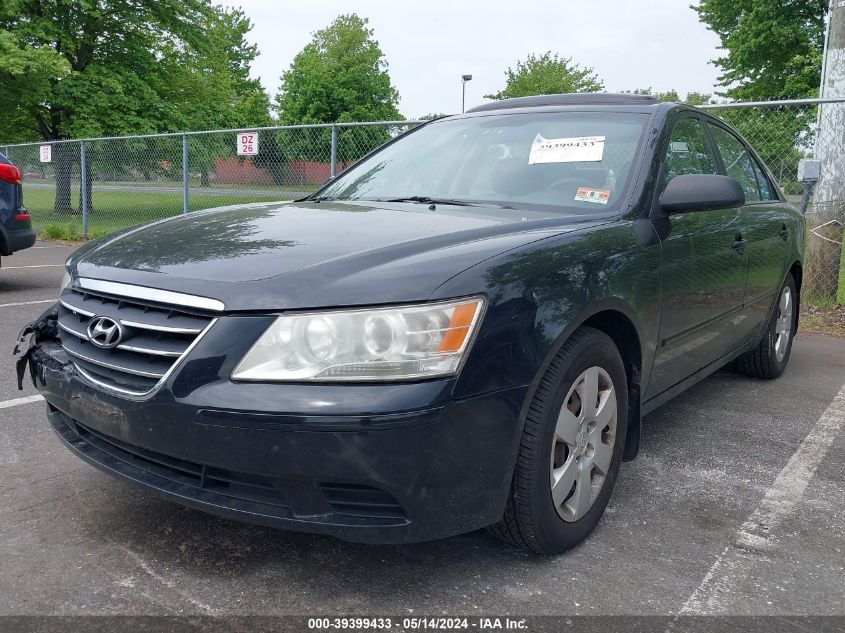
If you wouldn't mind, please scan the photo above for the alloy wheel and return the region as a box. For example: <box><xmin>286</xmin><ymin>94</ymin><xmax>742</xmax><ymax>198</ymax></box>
<box><xmin>774</xmin><ymin>286</ymin><xmax>793</xmax><ymax>363</ymax></box>
<box><xmin>549</xmin><ymin>366</ymin><xmax>618</xmax><ymax>522</ymax></box>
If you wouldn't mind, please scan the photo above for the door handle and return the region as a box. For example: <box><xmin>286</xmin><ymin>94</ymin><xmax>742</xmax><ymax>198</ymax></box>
<box><xmin>732</xmin><ymin>232</ymin><xmax>746</xmax><ymax>255</ymax></box>
<box><xmin>780</xmin><ymin>224</ymin><xmax>789</xmax><ymax>241</ymax></box>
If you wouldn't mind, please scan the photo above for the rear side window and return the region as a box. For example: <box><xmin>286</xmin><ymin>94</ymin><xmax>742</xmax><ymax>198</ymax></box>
<box><xmin>750</xmin><ymin>157</ymin><xmax>777</xmax><ymax>201</ymax></box>
<box><xmin>0</xmin><ymin>153</ymin><xmax>9</xmax><ymax>165</ymax></box>
<box><xmin>706</xmin><ymin>124</ymin><xmax>763</xmax><ymax>203</ymax></box>
<box><xmin>662</xmin><ymin>118</ymin><xmax>716</xmax><ymax>186</ymax></box>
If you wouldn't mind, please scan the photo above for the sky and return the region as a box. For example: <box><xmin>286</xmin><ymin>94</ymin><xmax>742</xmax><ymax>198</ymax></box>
<box><xmin>223</xmin><ymin>0</ymin><xmax>723</xmax><ymax>120</ymax></box>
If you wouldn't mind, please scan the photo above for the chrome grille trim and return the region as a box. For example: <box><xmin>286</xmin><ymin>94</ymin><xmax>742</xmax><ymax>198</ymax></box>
<box><xmin>59</xmin><ymin>290</ymin><xmax>211</xmax><ymax>335</ymax></box>
<box><xmin>56</xmin><ymin>281</ymin><xmax>219</xmax><ymax>401</ymax></box>
<box><xmin>59</xmin><ymin>297</ymin><xmax>207</xmax><ymax>334</ymax></box>
<box><xmin>75</xmin><ymin>278</ymin><xmax>225</xmax><ymax>312</ymax></box>
<box><xmin>64</xmin><ymin>347</ymin><xmax>167</xmax><ymax>379</ymax></box>
<box><xmin>57</xmin><ymin>321</ymin><xmax>87</xmax><ymax>339</ymax></box>
<box><xmin>58</xmin><ymin>320</ymin><xmax>184</xmax><ymax>358</ymax></box>
<box><xmin>118</xmin><ymin>320</ymin><xmax>203</xmax><ymax>335</ymax></box>
<box><xmin>74</xmin><ymin>365</ymin><xmax>154</xmax><ymax>398</ymax></box>
<box><xmin>68</xmin><ymin>318</ymin><xmax>218</xmax><ymax>401</ymax></box>
<box><xmin>115</xmin><ymin>343</ymin><xmax>183</xmax><ymax>358</ymax></box>
<box><xmin>59</xmin><ymin>298</ymin><xmax>94</xmax><ymax>317</ymax></box>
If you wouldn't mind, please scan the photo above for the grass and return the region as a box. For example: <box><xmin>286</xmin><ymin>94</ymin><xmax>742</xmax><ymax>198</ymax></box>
<box><xmin>799</xmin><ymin>303</ymin><xmax>845</xmax><ymax>337</ymax></box>
<box><xmin>23</xmin><ymin>184</ymin><xmax>290</xmax><ymax>241</ymax></box>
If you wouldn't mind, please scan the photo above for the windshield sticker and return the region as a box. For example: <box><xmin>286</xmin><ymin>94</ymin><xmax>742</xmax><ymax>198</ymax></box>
<box><xmin>670</xmin><ymin>141</ymin><xmax>690</xmax><ymax>153</ymax></box>
<box><xmin>575</xmin><ymin>187</ymin><xmax>611</xmax><ymax>205</ymax></box>
<box><xmin>529</xmin><ymin>134</ymin><xmax>605</xmax><ymax>164</ymax></box>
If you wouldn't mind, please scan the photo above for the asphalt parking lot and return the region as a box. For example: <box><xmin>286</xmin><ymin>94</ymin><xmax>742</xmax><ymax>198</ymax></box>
<box><xmin>1</xmin><ymin>241</ymin><xmax>843</xmax><ymax>618</ymax></box>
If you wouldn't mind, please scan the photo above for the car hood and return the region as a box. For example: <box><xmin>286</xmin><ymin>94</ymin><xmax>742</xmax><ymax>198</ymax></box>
<box><xmin>71</xmin><ymin>200</ymin><xmax>604</xmax><ymax>311</ymax></box>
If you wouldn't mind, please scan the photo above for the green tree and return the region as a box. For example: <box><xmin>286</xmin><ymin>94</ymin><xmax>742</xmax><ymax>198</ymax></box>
<box><xmin>694</xmin><ymin>1</ymin><xmax>829</xmax><ymax>196</ymax></box>
<box><xmin>693</xmin><ymin>0</ymin><xmax>827</xmax><ymax>101</ymax></box>
<box><xmin>0</xmin><ymin>1</ymin><xmax>270</xmax><ymax>214</ymax></box>
<box><xmin>485</xmin><ymin>53</ymin><xmax>604</xmax><ymax>100</ymax></box>
<box><xmin>275</xmin><ymin>14</ymin><xmax>401</xmax><ymax>166</ymax></box>
<box><xmin>625</xmin><ymin>88</ymin><xmax>713</xmax><ymax>105</ymax></box>
<box><xmin>685</xmin><ymin>92</ymin><xmax>714</xmax><ymax>107</ymax></box>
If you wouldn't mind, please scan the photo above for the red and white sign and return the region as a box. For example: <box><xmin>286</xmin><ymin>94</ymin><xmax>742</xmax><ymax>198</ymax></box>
<box><xmin>39</xmin><ymin>145</ymin><xmax>52</xmax><ymax>163</ymax></box>
<box><xmin>237</xmin><ymin>132</ymin><xmax>259</xmax><ymax>156</ymax></box>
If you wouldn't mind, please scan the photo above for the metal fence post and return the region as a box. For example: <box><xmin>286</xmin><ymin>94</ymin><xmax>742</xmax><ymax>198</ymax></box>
<box><xmin>182</xmin><ymin>134</ymin><xmax>189</xmax><ymax>215</ymax></box>
<box><xmin>330</xmin><ymin>125</ymin><xmax>337</xmax><ymax>178</ymax></box>
<box><xmin>80</xmin><ymin>141</ymin><xmax>89</xmax><ymax>237</ymax></box>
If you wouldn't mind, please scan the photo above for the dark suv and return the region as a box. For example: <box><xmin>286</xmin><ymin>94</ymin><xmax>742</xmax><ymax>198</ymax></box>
<box><xmin>18</xmin><ymin>94</ymin><xmax>803</xmax><ymax>554</ymax></box>
<box><xmin>0</xmin><ymin>152</ymin><xmax>35</xmax><ymax>261</ymax></box>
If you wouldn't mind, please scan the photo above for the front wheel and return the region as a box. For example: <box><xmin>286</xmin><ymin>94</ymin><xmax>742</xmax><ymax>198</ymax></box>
<box><xmin>735</xmin><ymin>275</ymin><xmax>797</xmax><ymax>379</ymax></box>
<box><xmin>489</xmin><ymin>327</ymin><xmax>627</xmax><ymax>554</ymax></box>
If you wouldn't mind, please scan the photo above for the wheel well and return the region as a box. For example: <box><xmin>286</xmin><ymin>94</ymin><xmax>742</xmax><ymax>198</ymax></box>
<box><xmin>789</xmin><ymin>262</ymin><xmax>802</xmax><ymax>292</ymax></box>
<box><xmin>789</xmin><ymin>262</ymin><xmax>802</xmax><ymax>333</ymax></box>
<box><xmin>582</xmin><ymin>310</ymin><xmax>642</xmax><ymax>385</ymax></box>
<box><xmin>581</xmin><ymin>310</ymin><xmax>643</xmax><ymax>461</ymax></box>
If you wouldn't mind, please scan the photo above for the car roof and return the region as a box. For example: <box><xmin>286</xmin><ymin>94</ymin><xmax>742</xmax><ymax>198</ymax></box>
<box><xmin>465</xmin><ymin>93</ymin><xmax>663</xmax><ymax>114</ymax></box>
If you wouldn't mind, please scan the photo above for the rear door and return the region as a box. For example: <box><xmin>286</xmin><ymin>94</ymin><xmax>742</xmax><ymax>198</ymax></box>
<box><xmin>646</xmin><ymin>114</ymin><xmax>749</xmax><ymax>399</ymax></box>
<box><xmin>705</xmin><ymin>121</ymin><xmax>790</xmax><ymax>345</ymax></box>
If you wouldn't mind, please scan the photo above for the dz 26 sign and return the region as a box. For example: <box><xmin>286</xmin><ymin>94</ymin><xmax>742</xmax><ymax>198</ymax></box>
<box><xmin>237</xmin><ymin>132</ymin><xmax>259</xmax><ymax>156</ymax></box>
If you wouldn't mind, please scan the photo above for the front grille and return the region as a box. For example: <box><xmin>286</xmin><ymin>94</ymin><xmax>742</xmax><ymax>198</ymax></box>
<box><xmin>320</xmin><ymin>483</ymin><xmax>406</xmax><ymax>520</ymax></box>
<box><xmin>60</xmin><ymin>416</ymin><xmax>407</xmax><ymax>525</ymax></box>
<box><xmin>74</xmin><ymin>421</ymin><xmax>293</xmax><ymax>511</ymax></box>
<box><xmin>57</xmin><ymin>285</ymin><xmax>214</xmax><ymax>396</ymax></box>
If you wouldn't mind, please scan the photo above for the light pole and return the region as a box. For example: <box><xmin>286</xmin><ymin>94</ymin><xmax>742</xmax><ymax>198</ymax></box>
<box><xmin>461</xmin><ymin>74</ymin><xmax>473</xmax><ymax>113</ymax></box>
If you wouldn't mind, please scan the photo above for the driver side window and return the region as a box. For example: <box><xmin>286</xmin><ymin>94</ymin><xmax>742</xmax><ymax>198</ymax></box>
<box><xmin>662</xmin><ymin>118</ymin><xmax>717</xmax><ymax>189</ymax></box>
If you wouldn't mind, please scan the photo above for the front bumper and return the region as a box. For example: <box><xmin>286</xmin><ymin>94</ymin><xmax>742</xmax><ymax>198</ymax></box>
<box><xmin>31</xmin><ymin>341</ymin><xmax>527</xmax><ymax>544</ymax></box>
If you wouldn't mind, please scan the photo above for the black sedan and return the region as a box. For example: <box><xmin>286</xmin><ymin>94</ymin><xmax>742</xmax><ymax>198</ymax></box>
<box><xmin>17</xmin><ymin>94</ymin><xmax>803</xmax><ymax>554</ymax></box>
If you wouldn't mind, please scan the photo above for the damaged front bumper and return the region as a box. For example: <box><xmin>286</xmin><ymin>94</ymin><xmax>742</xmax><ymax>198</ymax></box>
<box><xmin>15</xmin><ymin>316</ymin><xmax>526</xmax><ymax>544</ymax></box>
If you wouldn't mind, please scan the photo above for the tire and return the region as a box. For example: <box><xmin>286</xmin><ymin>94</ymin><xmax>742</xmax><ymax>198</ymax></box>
<box><xmin>735</xmin><ymin>274</ymin><xmax>797</xmax><ymax>380</ymax></box>
<box><xmin>490</xmin><ymin>327</ymin><xmax>628</xmax><ymax>555</ymax></box>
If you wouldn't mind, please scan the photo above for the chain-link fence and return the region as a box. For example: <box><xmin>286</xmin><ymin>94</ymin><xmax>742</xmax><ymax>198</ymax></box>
<box><xmin>700</xmin><ymin>98</ymin><xmax>845</xmax><ymax>306</ymax></box>
<box><xmin>2</xmin><ymin>120</ymin><xmax>422</xmax><ymax>240</ymax></box>
<box><xmin>3</xmin><ymin>100</ymin><xmax>845</xmax><ymax>304</ymax></box>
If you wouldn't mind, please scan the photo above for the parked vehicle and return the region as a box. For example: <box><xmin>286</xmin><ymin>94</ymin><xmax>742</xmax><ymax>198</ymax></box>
<box><xmin>18</xmin><ymin>94</ymin><xmax>803</xmax><ymax>554</ymax></box>
<box><xmin>0</xmin><ymin>152</ymin><xmax>35</xmax><ymax>262</ymax></box>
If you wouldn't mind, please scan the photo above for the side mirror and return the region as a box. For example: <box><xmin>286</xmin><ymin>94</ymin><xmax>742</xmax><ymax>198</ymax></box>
<box><xmin>659</xmin><ymin>174</ymin><xmax>745</xmax><ymax>214</ymax></box>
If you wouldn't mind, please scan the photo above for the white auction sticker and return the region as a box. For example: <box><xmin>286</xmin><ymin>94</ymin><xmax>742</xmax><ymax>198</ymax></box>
<box><xmin>39</xmin><ymin>145</ymin><xmax>52</xmax><ymax>163</ymax></box>
<box><xmin>237</xmin><ymin>132</ymin><xmax>259</xmax><ymax>156</ymax></box>
<box><xmin>529</xmin><ymin>134</ymin><xmax>605</xmax><ymax>164</ymax></box>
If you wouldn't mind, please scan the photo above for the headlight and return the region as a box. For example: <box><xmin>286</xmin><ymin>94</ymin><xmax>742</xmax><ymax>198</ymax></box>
<box><xmin>232</xmin><ymin>297</ymin><xmax>485</xmax><ymax>382</ymax></box>
<box><xmin>59</xmin><ymin>270</ymin><xmax>72</xmax><ymax>293</ymax></box>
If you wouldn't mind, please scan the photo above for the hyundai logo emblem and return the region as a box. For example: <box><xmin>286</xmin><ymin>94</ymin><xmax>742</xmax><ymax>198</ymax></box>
<box><xmin>87</xmin><ymin>316</ymin><xmax>123</xmax><ymax>349</ymax></box>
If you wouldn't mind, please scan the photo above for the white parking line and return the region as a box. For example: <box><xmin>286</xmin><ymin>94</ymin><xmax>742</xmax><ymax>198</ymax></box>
<box><xmin>0</xmin><ymin>264</ymin><xmax>63</xmax><ymax>270</ymax></box>
<box><xmin>120</xmin><ymin>545</ymin><xmax>221</xmax><ymax>616</ymax></box>
<box><xmin>0</xmin><ymin>394</ymin><xmax>44</xmax><ymax>409</ymax></box>
<box><xmin>0</xmin><ymin>299</ymin><xmax>56</xmax><ymax>308</ymax></box>
<box><xmin>31</xmin><ymin>245</ymin><xmax>68</xmax><ymax>249</ymax></box>
<box><xmin>680</xmin><ymin>382</ymin><xmax>845</xmax><ymax>614</ymax></box>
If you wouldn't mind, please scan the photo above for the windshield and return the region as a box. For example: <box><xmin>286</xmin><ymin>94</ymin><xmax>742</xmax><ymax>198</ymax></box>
<box><xmin>318</xmin><ymin>111</ymin><xmax>649</xmax><ymax>213</ymax></box>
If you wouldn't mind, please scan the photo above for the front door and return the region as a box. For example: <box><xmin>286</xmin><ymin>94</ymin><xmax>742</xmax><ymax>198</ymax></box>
<box><xmin>706</xmin><ymin>121</ymin><xmax>791</xmax><ymax>345</ymax></box>
<box><xmin>646</xmin><ymin>115</ymin><xmax>749</xmax><ymax>399</ymax></box>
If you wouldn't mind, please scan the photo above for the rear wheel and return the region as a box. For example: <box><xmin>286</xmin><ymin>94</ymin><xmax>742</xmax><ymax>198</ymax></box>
<box><xmin>490</xmin><ymin>327</ymin><xmax>627</xmax><ymax>554</ymax></box>
<box><xmin>735</xmin><ymin>275</ymin><xmax>797</xmax><ymax>379</ymax></box>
